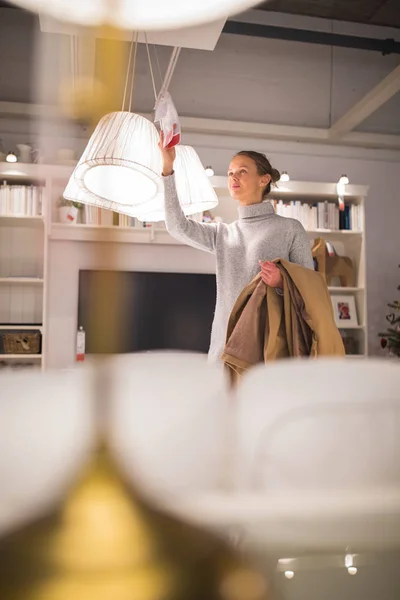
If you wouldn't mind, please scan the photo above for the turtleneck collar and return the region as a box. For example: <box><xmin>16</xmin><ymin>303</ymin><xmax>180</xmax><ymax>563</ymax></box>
<box><xmin>238</xmin><ymin>200</ymin><xmax>275</xmax><ymax>221</ymax></box>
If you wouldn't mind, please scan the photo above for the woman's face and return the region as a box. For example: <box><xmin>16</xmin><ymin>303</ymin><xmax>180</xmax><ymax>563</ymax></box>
<box><xmin>227</xmin><ymin>155</ymin><xmax>270</xmax><ymax>205</ymax></box>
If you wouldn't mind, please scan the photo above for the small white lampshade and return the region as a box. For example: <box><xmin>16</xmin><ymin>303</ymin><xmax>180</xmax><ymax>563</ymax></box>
<box><xmin>9</xmin><ymin>0</ymin><xmax>261</xmax><ymax>32</ymax></box>
<box><xmin>0</xmin><ymin>368</ymin><xmax>96</xmax><ymax>537</ymax></box>
<box><xmin>284</xmin><ymin>570</ymin><xmax>295</xmax><ymax>580</ymax></box>
<box><xmin>205</xmin><ymin>166</ymin><xmax>214</xmax><ymax>177</ymax></box>
<box><xmin>63</xmin><ymin>112</ymin><xmax>163</xmax><ymax>219</ymax></box>
<box><xmin>136</xmin><ymin>145</ymin><xmax>219</xmax><ymax>223</ymax></box>
<box><xmin>107</xmin><ymin>352</ymin><xmax>230</xmax><ymax>501</ymax></box>
<box><xmin>6</xmin><ymin>152</ymin><xmax>17</xmax><ymax>163</ymax></box>
<box><xmin>280</xmin><ymin>171</ymin><xmax>290</xmax><ymax>182</ymax></box>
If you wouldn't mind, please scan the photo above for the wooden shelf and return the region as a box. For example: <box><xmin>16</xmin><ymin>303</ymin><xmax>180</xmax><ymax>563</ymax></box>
<box><xmin>328</xmin><ymin>287</ymin><xmax>364</xmax><ymax>293</ymax></box>
<box><xmin>338</xmin><ymin>325</ymin><xmax>364</xmax><ymax>330</ymax></box>
<box><xmin>0</xmin><ymin>354</ymin><xmax>42</xmax><ymax>360</ymax></box>
<box><xmin>0</xmin><ymin>277</ymin><xmax>44</xmax><ymax>284</ymax></box>
<box><xmin>0</xmin><ymin>215</ymin><xmax>43</xmax><ymax>227</ymax></box>
<box><xmin>0</xmin><ymin>325</ymin><xmax>43</xmax><ymax>331</ymax></box>
<box><xmin>50</xmin><ymin>223</ymin><xmax>180</xmax><ymax>245</ymax></box>
<box><xmin>210</xmin><ymin>176</ymin><xmax>369</xmax><ymax>200</ymax></box>
<box><xmin>306</xmin><ymin>229</ymin><xmax>362</xmax><ymax>236</ymax></box>
<box><xmin>50</xmin><ymin>223</ymin><xmax>363</xmax><ymax>244</ymax></box>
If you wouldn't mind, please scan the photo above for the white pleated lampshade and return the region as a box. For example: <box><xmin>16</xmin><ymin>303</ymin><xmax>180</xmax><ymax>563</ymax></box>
<box><xmin>63</xmin><ymin>112</ymin><xmax>163</xmax><ymax>219</ymax></box>
<box><xmin>136</xmin><ymin>145</ymin><xmax>219</xmax><ymax>223</ymax></box>
<box><xmin>9</xmin><ymin>0</ymin><xmax>261</xmax><ymax>32</ymax></box>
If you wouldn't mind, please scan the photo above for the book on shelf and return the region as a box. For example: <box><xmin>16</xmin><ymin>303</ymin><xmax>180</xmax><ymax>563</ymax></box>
<box><xmin>272</xmin><ymin>199</ymin><xmax>362</xmax><ymax>232</ymax></box>
<box><xmin>83</xmin><ymin>205</ymin><xmax>105</xmax><ymax>225</ymax></box>
<box><xmin>82</xmin><ymin>206</ymin><xmax>167</xmax><ymax>229</ymax></box>
<box><xmin>0</xmin><ymin>184</ymin><xmax>43</xmax><ymax>216</ymax></box>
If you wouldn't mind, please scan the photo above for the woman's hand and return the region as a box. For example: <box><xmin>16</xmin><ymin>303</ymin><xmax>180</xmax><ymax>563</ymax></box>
<box><xmin>158</xmin><ymin>131</ymin><xmax>176</xmax><ymax>176</ymax></box>
<box><xmin>259</xmin><ymin>260</ymin><xmax>283</xmax><ymax>288</ymax></box>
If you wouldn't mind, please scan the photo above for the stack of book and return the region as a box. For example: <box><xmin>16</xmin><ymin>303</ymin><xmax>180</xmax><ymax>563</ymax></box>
<box><xmin>0</xmin><ymin>184</ymin><xmax>43</xmax><ymax>216</ymax></box>
<box><xmin>272</xmin><ymin>199</ymin><xmax>362</xmax><ymax>232</ymax></box>
<box><xmin>82</xmin><ymin>205</ymin><xmax>105</xmax><ymax>225</ymax></box>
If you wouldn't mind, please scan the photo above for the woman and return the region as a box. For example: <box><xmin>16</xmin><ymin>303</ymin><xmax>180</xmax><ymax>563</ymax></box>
<box><xmin>160</xmin><ymin>141</ymin><xmax>314</xmax><ymax>362</ymax></box>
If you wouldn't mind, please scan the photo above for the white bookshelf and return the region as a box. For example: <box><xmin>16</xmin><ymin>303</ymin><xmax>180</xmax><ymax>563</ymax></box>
<box><xmin>0</xmin><ymin>163</ymin><xmax>369</xmax><ymax>366</ymax></box>
<box><xmin>0</xmin><ymin>163</ymin><xmax>48</xmax><ymax>370</ymax></box>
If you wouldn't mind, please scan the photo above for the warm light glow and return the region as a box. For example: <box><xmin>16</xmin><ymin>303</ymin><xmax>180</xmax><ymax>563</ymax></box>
<box><xmin>8</xmin><ymin>0</ymin><xmax>261</xmax><ymax>31</ymax></box>
<box><xmin>280</xmin><ymin>171</ymin><xmax>290</xmax><ymax>182</ymax></box>
<box><xmin>6</xmin><ymin>152</ymin><xmax>17</xmax><ymax>163</ymax></box>
<box><xmin>284</xmin><ymin>570</ymin><xmax>295</xmax><ymax>579</ymax></box>
<box><xmin>63</xmin><ymin>112</ymin><xmax>164</xmax><ymax>218</ymax></box>
<box><xmin>136</xmin><ymin>145</ymin><xmax>218</xmax><ymax>223</ymax></box>
<box><xmin>348</xmin><ymin>567</ymin><xmax>358</xmax><ymax>575</ymax></box>
<box><xmin>205</xmin><ymin>166</ymin><xmax>214</xmax><ymax>177</ymax></box>
<box><xmin>84</xmin><ymin>165</ymin><xmax>158</xmax><ymax>207</ymax></box>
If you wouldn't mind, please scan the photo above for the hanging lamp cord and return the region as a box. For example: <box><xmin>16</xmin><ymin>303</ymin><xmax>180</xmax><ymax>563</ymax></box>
<box><xmin>128</xmin><ymin>32</ymin><xmax>139</xmax><ymax>112</ymax></box>
<box><xmin>122</xmin><ymin>31</ymin><xmax>139</xmax><ymax>112</ymax></box>
<box><xmin>70</xmin><ymin>34</ymin><xmax>78</xmax><ymax>95</ymax></box>
<box><xmin>144</xmin><ymin>34</ymin><xmax>158</xmax><ymax>103</ymax></box>
<box><xmin>122</xmin><ymin>32</ymin><xmax>179</xmax><ymax>111</ymax></box>
<box><xmin>152</xmin><ymin>43</ymin><xmax>164</xmax><ymax>91</ymax></box>
<box><xmin>158</xmin><ymin>47</ymin><xmax>181</xmax><ymax>99</ymax></box>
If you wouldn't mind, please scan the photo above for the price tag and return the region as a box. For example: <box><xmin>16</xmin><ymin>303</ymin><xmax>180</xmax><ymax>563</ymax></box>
<box><xmin>67</xmin><ymin>205</ymin><xmax>78</xmax><ymax>221</ymax></box>
<box><xmin>326</xmin><ymin>241</ymin><xmax>336</xmax><ymax>257</ymax></box>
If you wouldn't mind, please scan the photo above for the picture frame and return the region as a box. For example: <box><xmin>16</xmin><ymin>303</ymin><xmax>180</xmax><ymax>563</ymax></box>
<box><xmin>331</xmin><ymin>294</ymin><xmax>358</xmax><ymax>328</ymax></box>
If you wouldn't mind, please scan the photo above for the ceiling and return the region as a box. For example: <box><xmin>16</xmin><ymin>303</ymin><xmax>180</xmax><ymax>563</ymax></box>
<box><xmin>258</xmin><ymin>0</ymin><xmax>400</xmax><ymax>29</ymax></box>
<box><xmin>2</xmin><ymin>0</ymin><xmax>400</xmax><ymax>29</ymax></box>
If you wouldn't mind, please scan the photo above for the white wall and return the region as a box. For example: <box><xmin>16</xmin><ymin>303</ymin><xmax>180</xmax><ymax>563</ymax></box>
<box><xmin>46</xmin><ymin>239</ymin><xmax>215</xmax><ymax>368</ymax></box>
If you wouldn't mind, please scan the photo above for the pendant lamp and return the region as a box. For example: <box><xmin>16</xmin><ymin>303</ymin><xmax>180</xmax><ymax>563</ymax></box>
<box><xmin>9</xmin><ymin>0</ymin><xmax>262</xmax><ymax>32</ymax></box>
<box><xmin>135</xmin><ymin>145</ymin><xmax>219</xmax><ymax>223</ymax></box>
<box><xmin>63</xmin><ymin>112</ymin><xmax>164</xmax><ymax>218</ymax></box>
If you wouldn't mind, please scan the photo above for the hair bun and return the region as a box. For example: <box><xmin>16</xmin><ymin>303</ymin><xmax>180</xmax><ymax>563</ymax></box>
<box><xmin>271</xmin><ymin>168</ymin><xmax>281</xmax><ymax>184</ymax></box>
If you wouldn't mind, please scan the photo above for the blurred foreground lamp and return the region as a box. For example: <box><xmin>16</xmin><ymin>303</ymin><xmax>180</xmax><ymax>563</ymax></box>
<box><xmin>135</xmin><ymin>145</ymin><xmax>219</xmax><ymax>223</ymax></box>
<box><xmin>9</xmin><ymin>0</ymin><xmax>262</xmax><ymax>31</ymax></box>
<box><xmin>64</xmin><ymin>112</ymin><xmax>164</xmax><ymax>218</ymax></box>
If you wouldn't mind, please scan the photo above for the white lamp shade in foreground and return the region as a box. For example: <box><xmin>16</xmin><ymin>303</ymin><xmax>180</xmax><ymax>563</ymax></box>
<box><xmin>107</xmin><ymin>352</ymin><xmax>230</xmax><ymax>501</ymax></box>
<box><xmin>63</xmin><ymin>112</ymin><xmax>163</xmax><ymax>219</ymax></box>
<box><xmin>9</xmin><ymin>0</ymin><xmax>262</xmax><ymax>32</ymax></box>
<box><xmin>0</xmin><ymin>369</ymin><xmax>96</xmax><ymax>537</ymax></box>
<box><xmin>136</xmin><ymin>145</ymin><xmax>219</xmax><ymax>222</ymax></box>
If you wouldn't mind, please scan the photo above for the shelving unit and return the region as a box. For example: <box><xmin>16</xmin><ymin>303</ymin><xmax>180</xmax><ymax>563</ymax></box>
<box><xmin>0</xmin><ymin>163</ymin><xmax>47</xmax><ymax>370</ymax></box>
<box><xmin>266</xmin><ymin>179</ymin><xmax>368</xmax><ymax>357</ymax></box>
<box><xmin>50</xmin><ymin>223</ymin><xmax>173</xmax><ymax>244</ymax></box>
<box><xmin>0</xmin><ymin>162</ymin><xmax>369</xmax><ymax>366</ymax></box>
<box><xmin>0</xmin><ymin>277</ymin><xmax>44</xmax><ymax>284</ymax></box>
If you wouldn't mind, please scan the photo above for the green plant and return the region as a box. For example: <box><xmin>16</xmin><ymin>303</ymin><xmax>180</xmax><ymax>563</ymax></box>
<box><xmin>58</xmin><ymin>197</ymin><xmax>82</xmax><ymax>210</ymax></box>
<box><xmin>379</xmin><ymin>265</ymin><xmax>400</xmax><ymax>357</ymax></box>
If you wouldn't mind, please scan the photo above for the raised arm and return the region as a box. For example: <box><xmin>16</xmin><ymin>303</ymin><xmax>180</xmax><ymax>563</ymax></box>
<box><xmin>160</xmin><ymin>136</ymin><xmax>218</xmax><ymax>254</ymax></box>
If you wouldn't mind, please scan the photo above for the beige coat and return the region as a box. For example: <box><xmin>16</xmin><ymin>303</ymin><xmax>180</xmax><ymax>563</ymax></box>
<box><xmin>221</xmin><ymin>258</ymin><xmax>345</xmax><ymax>378</ymax></box>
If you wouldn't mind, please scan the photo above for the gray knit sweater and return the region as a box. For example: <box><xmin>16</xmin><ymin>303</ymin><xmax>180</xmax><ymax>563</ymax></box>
<box><xmin>163</xmin><ymin>174</ymin><xmax>314</xmax><ymax>362</ymax></box>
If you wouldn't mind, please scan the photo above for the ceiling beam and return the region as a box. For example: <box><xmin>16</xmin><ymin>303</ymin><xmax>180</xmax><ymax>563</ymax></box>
<box><xmin>223</xmin><ymin>21</ymin><xmax>400</xmax><ymax>55</ymax></box>
<box><xmin>1</xmin><ymin>101</ymin><xmax>400</xmax><ymax>151</ymax></box>
<box><xmin>329</xmin><ymin>63</ymin><xmax>400</xmax><ymax>139</ymax></box>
